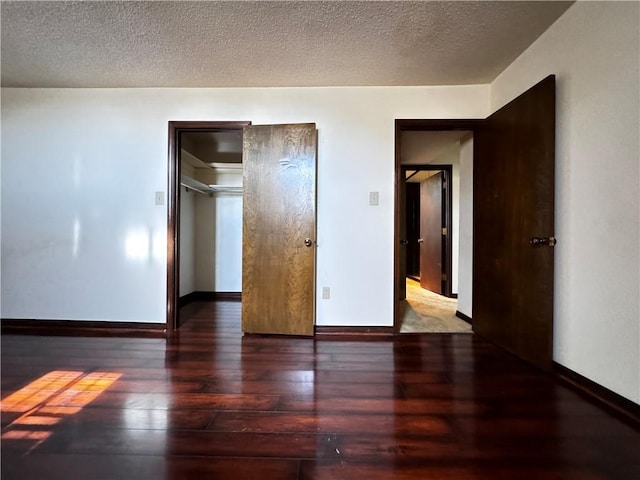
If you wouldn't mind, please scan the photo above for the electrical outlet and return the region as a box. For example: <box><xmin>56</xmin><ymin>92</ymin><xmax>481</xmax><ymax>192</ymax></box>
<box><xmin>322</xmin><ymin>287</ymin><xmax>330</xmax><ymax>299</ymax></box>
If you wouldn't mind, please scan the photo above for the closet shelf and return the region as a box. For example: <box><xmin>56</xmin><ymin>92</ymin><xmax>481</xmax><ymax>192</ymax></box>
<box><xmin>208</xmin><ymin>162</ymin><xmax>243</xmax><ymax>172</ymax></box>
<box><xmin>180</xmin><ymin>175</ymin><xmax>243</xmax><ymax>196</ymax></box>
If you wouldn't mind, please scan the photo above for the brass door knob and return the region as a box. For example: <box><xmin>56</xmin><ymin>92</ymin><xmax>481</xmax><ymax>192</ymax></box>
<box><xmin>529</xmin><ymin>236</ymin><xmax>557</xmax><ymax>247</ymax></box>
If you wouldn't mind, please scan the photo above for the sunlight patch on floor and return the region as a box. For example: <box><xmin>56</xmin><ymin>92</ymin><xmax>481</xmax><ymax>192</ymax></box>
<box><xmin>1</xmin><ymin>371</ymin><xmax>122</xmax><ymax>448</ymax></box>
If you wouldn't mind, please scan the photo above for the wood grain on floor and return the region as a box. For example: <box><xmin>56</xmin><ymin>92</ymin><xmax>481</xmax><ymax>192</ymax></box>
<box><xmin>2</xmin><ymin>300</ymin><xmax>638</xmax><ymax>479</ymax></box>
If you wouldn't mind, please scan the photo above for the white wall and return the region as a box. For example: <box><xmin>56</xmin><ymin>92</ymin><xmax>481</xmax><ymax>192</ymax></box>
<box><xmin>209</xmin><ymin>170</ymin><xmax>242</xmax><ymax>292</ymax></box>
<box><xmin>1</xmin><ymin>86</ymin><xmax>489</xmax><ymax>324</ymax></box>
<box><xmin>192</xmin><ymin>193</ymin><xmax>243</xmax><ymax>293</ymax></box>
<box><xmin>179</xmin><ymin>186</ymin><xmax>196</xmax><ymax>296</ymax></box>
<box><xmin>450</xmin><ymin>154</ymin><xmax>459</xmax><ymax>295</ymax></box>
<box><xmin>457</xmin><ymin>136</ymin><xmax>473</xmax><ymax>318</ymax></box>
<box><xmin>212</xmin><ymin>194</ymin><xmax>242</xmax><ymax>292</ymax></box>
<box><xmin>193</xmin><ymin>195</ymin><xmax>216</xmax><ymax>291</ymax></box>
<box><xmin>492</xmin><ymin>2</ymin><xmax>640</xmax><ymax>403</ymax></box>
<box><xmin>189</xmin><ymin>167</ymin><xmax>243</xmax><ymax>293</ymax></box>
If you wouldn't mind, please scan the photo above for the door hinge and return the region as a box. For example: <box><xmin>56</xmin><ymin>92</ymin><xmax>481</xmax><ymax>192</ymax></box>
<box><xmin>442</xmin><ymin>181</ymin><xmax>447</xmax><ymax>189</ymax></box>
<box><xmin>442</xmin><ymin>273</ymin><xmax>447</xmax><ymax>281</ymax></box>
<box><xmin>442</xmin><ymin>227</ymin><xmax>447</xmax><ymax>236</ymax></box>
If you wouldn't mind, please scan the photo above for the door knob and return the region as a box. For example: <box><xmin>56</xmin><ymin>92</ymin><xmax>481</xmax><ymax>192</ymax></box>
<box><xmin>304</xmin><ymin>238</ymin><xmax>313</xmax><ymax>247</ymax></box>
<box><xmin>417</xmin><ymin>238</ymin><xmax>424</xmax><ymax>244</ymax></box>
<box><xmin>529</xmin><ymin>236</ymin><xmax>557</xmax><ymax>247</ymax></box>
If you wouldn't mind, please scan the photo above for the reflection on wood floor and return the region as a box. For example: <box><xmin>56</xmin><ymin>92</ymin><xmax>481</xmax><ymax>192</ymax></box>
<box><xmin>400</xmin><ymin>278</ymin><xmax>471</xmax><ymax>333</ymax></box>
<box><xmin>2</xmin><ymin>300</ymin><xmax>639</xmax><ymax>479</ymax></box>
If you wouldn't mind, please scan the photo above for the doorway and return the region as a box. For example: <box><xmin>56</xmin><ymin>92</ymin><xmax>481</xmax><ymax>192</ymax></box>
<box><xmin>400</xmin><ymin>163</ymin><xmax>472</xmax><ymax>333</ymax></box>
<box><xmin>403</xmin><ymin>165</ymin><xmax>453</xmax><ymax>296</ymax></box>
<box><xmin>394</xmin><ymin>122</ymin><xmax>479</xmax><ymax>333</ymax></box>
<box><xmin>394</xmin><ymin>75</ymin><xmax>556</xmax><ymax>370</ymax></box>
<box><xmin>167</xmin><ymin>121</ymin><xmax>250</xmax><ymax>332</ymax></box>
<box><xmin>167</xmin><ymin>121</ymin><xmax>318</xmax><ymax>336</ymax></box>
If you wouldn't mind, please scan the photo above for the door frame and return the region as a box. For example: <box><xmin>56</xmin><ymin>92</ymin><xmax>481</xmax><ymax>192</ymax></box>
<box><xmin>402</xmin><ymin>164</ymin><xmax>453</xmax><ymax>296</ymax></box>
<box><xmin>394</xmin><ymin>119</ymin><xmax>482</xmax><ymax>332</ymax></box>
<box><xmin>166</xmin><ymin>121</ymin><xmax>251</xmax><ymax>334</ymax></box>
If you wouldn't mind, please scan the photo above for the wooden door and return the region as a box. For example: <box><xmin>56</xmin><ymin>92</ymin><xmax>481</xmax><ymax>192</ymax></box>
<box><xmin>474</xmin><ymin>75</ymin><xmax>555</xmax><ymax>370</ymax></box>
<box><xmin>398</xmin><ymin>172</ymin><xmax>408</xmax><ymax>300</ymax></box>
<box><xmin>419</xmin><ymin>172</ymin><xmax>444</xmax><ymax>294</ymax></box>
<box><xmin>242</xmin><ymin>123</ymin><xmax>317</xmax><ymax>336</ymax></box>
<box><xmin>405</xmin><ymin>182</ymin><xmax>421</xmax><ymax>279</ymax></box>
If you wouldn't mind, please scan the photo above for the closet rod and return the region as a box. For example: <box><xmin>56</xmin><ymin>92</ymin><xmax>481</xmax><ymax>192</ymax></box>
<box><xmin>181</xmin><ymin>183</ymin><xmax>210</xmax><ymax>196</ymax></box>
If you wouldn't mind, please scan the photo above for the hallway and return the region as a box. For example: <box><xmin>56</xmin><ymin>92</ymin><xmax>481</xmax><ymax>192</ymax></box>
<box><xmin>400</xmin><ymin>278</ymin><xmax>472</xmax><ymax>333</ymax></box>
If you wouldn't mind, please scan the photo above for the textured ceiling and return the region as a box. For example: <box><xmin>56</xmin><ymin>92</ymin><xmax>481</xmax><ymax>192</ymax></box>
<box><xmin>1</xmin><ymin>1</ymin><xmax>573</xmax><ymax>88</ymax></box>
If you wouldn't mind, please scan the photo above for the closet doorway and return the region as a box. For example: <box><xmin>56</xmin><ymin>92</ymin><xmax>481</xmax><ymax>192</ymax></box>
<box><xmin>167</xmin><ymin>121</ymin><xmax>318</xmax><ymax>335</ymax></box>
<box><xmin>167</xmin><ymin>121</ymin><xmax>250</xmax><ymax>331</ymax></box>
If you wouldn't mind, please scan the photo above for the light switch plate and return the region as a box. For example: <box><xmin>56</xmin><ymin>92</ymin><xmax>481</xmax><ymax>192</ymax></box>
<box><xmin>155</xmin><ymin>191</ymin><xmax>165</xmax><ymax>205</ymax></box>
<box><xmin>369</xmin><ymin>191</ymin><xmax>379</xmax><ymax>206</ymax></box>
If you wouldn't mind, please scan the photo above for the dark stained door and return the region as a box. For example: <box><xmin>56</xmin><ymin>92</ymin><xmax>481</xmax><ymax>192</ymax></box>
<box><xmin>405</xmin><ymin>182</ymin><xmax>421</xmax><ymax>279</ymax></box>
<box><xmin>473</xmin><ymin>75</ymin><xmax>556</xmax><ymax>371</ymax></box>
<box><xmin>242</xmin><ymin>123</ymin><xmax>317</xmax><ymax>336</ymax></box>
<box><xmin>419</xmin><ymin>172</ymin><xmax>444</xmax><ymax>294</ymax></box>
<box><xmin>398</xmin><ymin>171</ymin><xmax>408</xmax><ymax>300</ymax></box>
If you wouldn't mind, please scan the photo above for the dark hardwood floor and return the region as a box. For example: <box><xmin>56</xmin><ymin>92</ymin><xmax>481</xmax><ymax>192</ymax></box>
<box><xmin>2</xmin><ymin>300</ymin><xmax>639</xmax><ymax>479</ymax></box>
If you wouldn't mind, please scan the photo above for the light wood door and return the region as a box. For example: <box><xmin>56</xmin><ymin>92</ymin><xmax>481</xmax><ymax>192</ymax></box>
<box><xmin>419</xmin><ymin>172</ymin><xmax>444</xmax><ymax>294</ymax></box>
<box><xmin>474</xmin><ymin>75</ymin><xmax>555</xmax><ymax>370</ymax></box>
<box><xmin>242</xmin><ymin>123</ymin><xmax>317</xmax><ymax>336</ymax></box>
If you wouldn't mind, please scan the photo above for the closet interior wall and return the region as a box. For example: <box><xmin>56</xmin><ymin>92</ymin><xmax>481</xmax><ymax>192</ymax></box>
<box><xmin>179</xmin><ymin>146</ymin><xmax>243</xmax><ymax>300</ymax></box>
